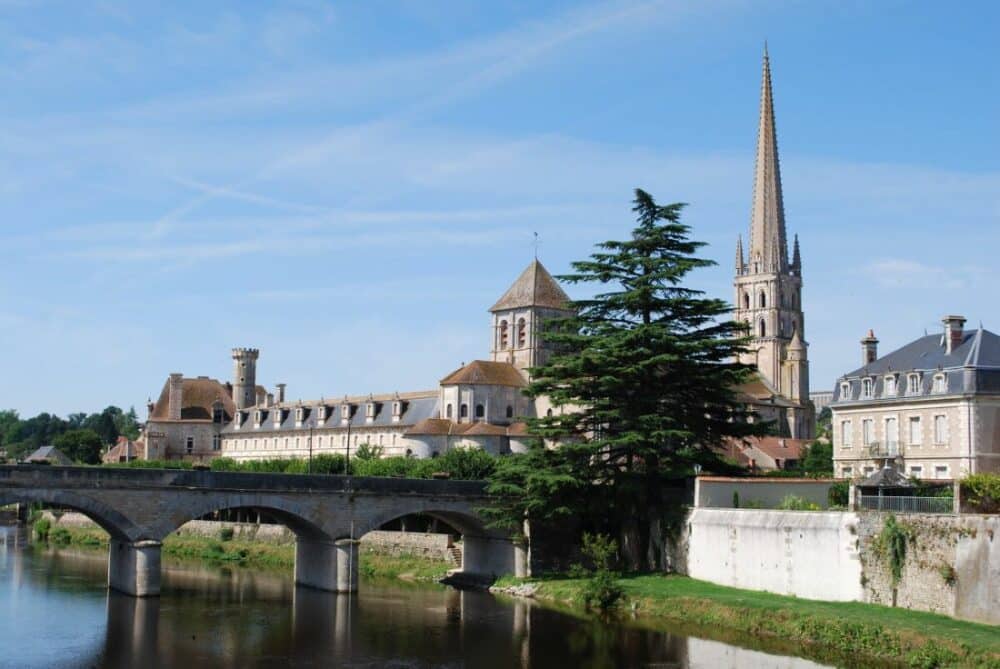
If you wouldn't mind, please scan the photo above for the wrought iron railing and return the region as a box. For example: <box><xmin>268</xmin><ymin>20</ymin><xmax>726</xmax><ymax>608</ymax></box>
<box><xmin>858</xmin><ymin>495</ymin><xmax>952</xmax><ymax>514</ymax></box>
<box><xmin>867</xmin><ymin>441</ymin><xmax>904</xmax><ymax>458</ymax></box>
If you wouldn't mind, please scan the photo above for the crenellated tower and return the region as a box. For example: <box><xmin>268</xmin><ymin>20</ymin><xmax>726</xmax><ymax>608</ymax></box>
<box><xmin>734</xmin><ymin>46</ymin><xmax>812</xmax><ymax>438</ymax></box>
<box><xmin>232</xmin><ymin>348</ymin><xmax>259</xmax><ymax>410</ymax></box>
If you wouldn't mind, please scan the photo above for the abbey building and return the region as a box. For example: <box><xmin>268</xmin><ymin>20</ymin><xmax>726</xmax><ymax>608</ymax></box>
<box><xmin>733</xmin><ymin>48</ymin><xmax>814</xmax><ymax>439</ymax></box>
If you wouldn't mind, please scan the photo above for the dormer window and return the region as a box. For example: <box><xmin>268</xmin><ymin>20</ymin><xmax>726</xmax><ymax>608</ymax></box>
<box><xmin>907</xmin><ymin>373</ymin><xmax>921</xmax><ymax>395</ymax></box>
<box><xmin>273</xmin><ymin>409</ymin><xmax>283</xmax><ymax>427</ymax></box>
<box><xmin>883</xmin><ymin>375</ymin><xmax>897</xmax><ymax>397</ymax></box>
<box><xmin>861</xmin><ymin>378</ymin><xmax>873</xmax><ymax>399</ymax></box>
<box><xmin>341</xmin><ymin>403</ymin><xmax>353</xmax><ymax>424</ymax></box>
<box><xmin>317</xmin><ymin>405</ymin><xmax>327</xmax><ymax>426</ymax></box>
<box><xmin>254</xmin><ymin>410</ymin><xmax>263</xmax><ymax>428</ymax></box>
<box><xmin>391</xmin><ymin>401</ymin><xmax>403</xmax><ymax>422</ymax></box>
<box><xmin>840</xmin><ymin>382</ymin><xmax>850</xmax><ymax>399</ymax></box>
<box><xmin>295</xmin><ymin>406</ymin><xmax>305</xmax><ymax>427</ymax></box>
<box><xmin>212</xmin><ymin>401</ymin><xmax>225</xmax><ymax>424</ymax></box>
<box><xmin>233</xmin><ymin>411</ymin><xmax>244</xmax><ymax>429</ymax></box>
<box><xmin>932</xmin><ymin>373</ymin><xmax>947</xmax><ymax>393</ymax></box>
<box><xmin>365</xmin><ymin>401</ymin><xmax>376</xmax><ymax>422</ymax></box>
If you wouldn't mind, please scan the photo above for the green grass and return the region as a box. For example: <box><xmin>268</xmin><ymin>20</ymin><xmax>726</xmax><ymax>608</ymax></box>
<box><xmin>357</xmin><ymin>547</ymin><xmax>453</xmax><ymax>581</ymax></box>
<box><xmin>501</xmin><ymin>574</ymin><xmax>1000</xmax><ymax>668</ymax></box>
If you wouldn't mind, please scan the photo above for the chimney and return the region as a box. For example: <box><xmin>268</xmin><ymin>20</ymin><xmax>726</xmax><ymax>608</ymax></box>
<box><xmin>943</xmin><ymin>315</ymin><xmax>966</xmax><ymax>354</ymax></box>
<box><xmin>265</xmin><ymin>392</ymin><xmax>274</xmax><ymax>408</ymax></box>
<box><xmin>167</xmin><ymin>373</ymin><xmax>184</xmax><ymax>420</ymax></box>
<box><xmin>860</xmin><ymin>330</ymin><xmax>879</xmax><ymax>365</ymax></box>
<box><xmin>276</xmin><ymin>383</ymin><xmax>286</xmax><ymax>404</ymax></box>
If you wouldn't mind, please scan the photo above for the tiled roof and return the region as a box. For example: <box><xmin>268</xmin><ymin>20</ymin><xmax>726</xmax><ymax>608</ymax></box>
<box><xmin>26</xmin><ymin>446</ymin><xmax>73</xmax><ymax>465</ymax></box>
<box><xmin>149</xmin><ymin>376</ymin><xmax>236</xmax><ymax>421</ymax></box>
<box><xmin>489</xmin><ymin>259</ymin><xmax>572</xmax><ymax>312</ymax></box>
<box><xmin>440</xmin><ymin>360</ymin><xmax>526</xmax><ymax>387</ymax></box>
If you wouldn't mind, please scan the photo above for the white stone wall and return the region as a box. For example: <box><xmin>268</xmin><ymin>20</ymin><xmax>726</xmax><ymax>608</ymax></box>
<box><xmin>146</xmin><ymin>420</ymin><xmax>223</xmax><ymax>462</ymax></box>
<box><xmin>694</xmin><ymin>478</ymin><xmax>835</xmax><ymax>509</ymax></box>
<box><xmin>222</xmin><ymin>425</ymin><xmax>421</xmax><ymax>461</ymax></box>
<box><xmin>685</xmin><ymin>508</ymin><xmax>864</xmax><ymax>602</ymax></box>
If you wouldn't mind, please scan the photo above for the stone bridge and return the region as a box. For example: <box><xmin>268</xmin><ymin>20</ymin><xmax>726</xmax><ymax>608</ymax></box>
<box><xmin>0</xmin><ymin>465</ymin><xmax>525</xmax><ymax>597</ymax></box>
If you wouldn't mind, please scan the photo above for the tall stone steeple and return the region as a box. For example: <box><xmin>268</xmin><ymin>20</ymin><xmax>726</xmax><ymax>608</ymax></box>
<box><xmin>734</xmin><ymin>45</ymin><xmax>813</xmax><ymax>439</ymax></box>
<box><xmin>748</xmin><ymin>43</ymin><xmax>788</xmax><ymax>274</ymax></box>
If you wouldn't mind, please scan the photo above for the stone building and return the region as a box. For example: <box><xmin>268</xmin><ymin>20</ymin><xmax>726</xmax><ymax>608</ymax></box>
<box><xmin>830</xmin><ymin>316</ymin><xmax>1000</xmax><ymax>479</ymax></box>
<box><xmin>216</xmin><ymin>259</ymin><xmax>572</xmax><ymax>462</ymax></box>
<box><xmin>733</xmin><ymin>47</ymin><xmax>814</xmax><ymax>439</ymax></box>
<box><xmin>143</xmin><ymin>374</ymin><xmax>236</xmax><ymax>461</ymax></box>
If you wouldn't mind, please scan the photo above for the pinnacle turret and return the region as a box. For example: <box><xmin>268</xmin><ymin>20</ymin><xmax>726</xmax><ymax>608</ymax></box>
<box><xmin>748</xmin><ymin>44</ymin><xmax>787</xmax><ymax>272</ymax></box>
<box><xmin>791</xmin><ymin>234</ymin><xmax>801</xmax><ymax>272</ymax></box>
<box><xmin>735</xmin><ymin>234</ymin><xmax>745</xmax><ymax>273</ymax></box>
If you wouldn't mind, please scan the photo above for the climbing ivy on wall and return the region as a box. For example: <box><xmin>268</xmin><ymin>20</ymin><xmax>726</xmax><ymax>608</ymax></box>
<box><xmin>873</xmin><ymin>514</ymin><xmax>913</xmax><ymax>586</ymax></box>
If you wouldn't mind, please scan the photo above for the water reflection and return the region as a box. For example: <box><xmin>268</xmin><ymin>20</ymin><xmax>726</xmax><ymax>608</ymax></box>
<box><xmin>0</xmin><ymin>525</ymin><xmax>834</xmax><ymax>668</ymax></box>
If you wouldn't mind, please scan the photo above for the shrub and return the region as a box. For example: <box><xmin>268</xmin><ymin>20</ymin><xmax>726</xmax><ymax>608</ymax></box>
<box><xmin>354</xmin><ymin>443</ymin><xmax>383</xmax><ymax>461</ymax></box>
<box><xmin>580</xmin><ymin>569</ymin><xmax>625</xmax><ymax>613</ymax></box>
<box><xmin>873</xmin><ymin>514</ymin><xmax>912</xmax><ymax>586</ymax></box>
<box><xmin>33</xmin><ymin>517</ymin><xmax>51</xmax><ymax>540</ymax></box>
<box><xmin>777</xmin><ymin>494</ymin><xmax>821</xmax><ymax>511</ymax></box>
<box><xmin>960</xmin><ymin>473</ymin><xmax>1000</xmax><ymax>513</ymax></box>
<box><xmin>50</xmin><ymin>527</ymin><xmax>71</xmax><ymax>544</ymax></box>
<box><xmin>828</xmin><ymin>480</ymin><xmax>849</xmax><ymax>507</ymax></box>
<box><xmin>219</xmin><ymin>527</ymin><xmax>235</xmax><ymax>542</ymax></box>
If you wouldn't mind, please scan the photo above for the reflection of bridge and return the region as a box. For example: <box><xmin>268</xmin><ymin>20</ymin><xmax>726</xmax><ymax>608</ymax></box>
<box><xmin>0</xmin><ymin>465</ymin><xmax>525</xmax><ymax>596</ymax></box>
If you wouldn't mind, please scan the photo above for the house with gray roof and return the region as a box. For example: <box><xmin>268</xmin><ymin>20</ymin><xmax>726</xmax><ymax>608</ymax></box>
<box><xmin>830</xmin><ymin>315</ymin><xmax>1000</xmax><ymax>480</ymax></box>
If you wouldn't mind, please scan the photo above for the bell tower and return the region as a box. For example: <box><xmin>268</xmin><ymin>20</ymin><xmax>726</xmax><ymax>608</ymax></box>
<box><xmin>734</xmin><ymin>46</ymin><xmax>812</xmax><ymax>438</ymax></box>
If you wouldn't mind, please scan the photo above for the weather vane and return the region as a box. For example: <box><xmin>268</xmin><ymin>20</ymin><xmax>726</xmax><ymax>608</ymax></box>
<box><xmin>532</xmin><ymin>231</ymin><xmax>540</xmax><ymax>259</ymax></box>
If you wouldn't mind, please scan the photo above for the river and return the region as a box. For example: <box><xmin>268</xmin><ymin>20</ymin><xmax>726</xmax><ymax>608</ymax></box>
<box><xmin>0</xmin><ymin>525</ymin><xmax>835</xmax><ymax>668</ymax></box>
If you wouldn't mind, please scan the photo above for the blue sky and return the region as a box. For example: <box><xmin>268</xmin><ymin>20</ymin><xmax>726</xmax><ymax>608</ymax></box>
<box><xmin>1</xmin><ymin>0</ymin><xmax>998</xmax><ymax>416</ymax></box>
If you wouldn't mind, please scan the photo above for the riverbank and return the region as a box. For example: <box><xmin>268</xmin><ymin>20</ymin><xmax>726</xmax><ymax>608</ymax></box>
<box><xmin>492</xmin><ymin>574</ymin><xmax>1000</xmax><ymax>669</ymax></box>
<box><xmin>35</xmin><ymin>523</ymin><xmax>454</xmax><ymax>582</ymax></box>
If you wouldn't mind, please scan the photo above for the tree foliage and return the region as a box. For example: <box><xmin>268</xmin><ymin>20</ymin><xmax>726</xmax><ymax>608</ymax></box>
<box><xmin>486</xmin><ymin>189</ymin><xmax>768</xmax><ymax>569</ymax></box>
<box><xmin>798</xmin><ymin>439</ymin><xmax>833</xmax><ymax>475</ymax></box>
<box><xmin>53</xmin><ymin>429</ymin><xmax>104</xmax><ymax>464</ymax></box>
<box><xmin>0</xmin><ymin>406</ymin><xmax>141</xmax><ymax>460</ymax></box>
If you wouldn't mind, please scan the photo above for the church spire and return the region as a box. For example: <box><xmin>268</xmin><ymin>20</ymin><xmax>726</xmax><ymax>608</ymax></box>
<box><xmin>748</xmin><ymin>43</ymin><xmax>787</xmax><ymax>272</ymax></box>
<box><xmin>735</xmin><ymin>234</ymin><xmax>745</xmax><ymax>274</ymax></box>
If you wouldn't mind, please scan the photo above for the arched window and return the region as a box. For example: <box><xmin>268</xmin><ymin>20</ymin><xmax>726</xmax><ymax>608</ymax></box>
<box><xmin>499</xmin><ymin>320</ymin><xmax>509</xmax><ymax>349</ymax></box>
<box><xmin>546</xmin><ymin>408</ymin><xmax>553</xmax><ymax>417</ymax></box>
<box><xmin>475</xmin><ymin>404</ymin><xmax>485</xmax><ymax>419</ymax></box>
<box><xmin>460</xmin><ymin>404</ymin><xmax>468</xmax><ymax>418</ymax></box>
<box><xmin>759</xmin><ymin>291</ymin><xmax>766</xmax><ymax>308</ymax></box>
<box><xmin>742</xmin><ymin>292</ymin><xmax>750</xmax><ymax>309</ymax></box>
<box><xmin>759</xmin><ymin>319</ymin><xmax>766</xmax><ymax>337</ymax></box>
<box><xmin>517</xmin><ymin>318</ymin><xmax>527</xmax><ymax>347</ymax></box>
<box><xmin>506</xmin><ymin>405</ymin><xmax>514</xmax><ymax>419</ymax></box>
<box><xmin>445</xmin><ymin>404</ymin><xmax>453</xmax><ymax>419</ymax></box>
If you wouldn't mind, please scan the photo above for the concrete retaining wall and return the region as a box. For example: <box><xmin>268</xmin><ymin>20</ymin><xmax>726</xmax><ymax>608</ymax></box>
<box><xmin>686</xmin><ymin>508</ymin><xmax>864</xmax><ymax>602</ymax></box>
<box><xmin>694</xmin><ymin>477</ymin><xmax>835</xmax><ymax>509</ymax></box>
<box><xmin>684</xmin><ymin>508</ymin><xmax>1000</xmax><ymax>624</ymax></box>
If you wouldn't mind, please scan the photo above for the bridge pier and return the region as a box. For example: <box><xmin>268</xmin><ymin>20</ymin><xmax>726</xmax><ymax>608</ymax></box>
<box><xmin>460</xmin><ymin>535</ymin><xmax>528</xmax><ymax>583</ymax></box>
<box><xmin>108</xmin><ymin>539</ymin><xmax>162</xmax><ymax>597</ymax></box>
<box><xmin>294</xmin><ymin>538</ymin><xmax>359</xmax><ymax>593</ymax></box>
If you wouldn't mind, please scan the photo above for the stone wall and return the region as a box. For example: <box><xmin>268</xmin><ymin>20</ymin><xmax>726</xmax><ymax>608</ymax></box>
<box><xmin>694</xmin><ymin>477</ymin><xmax>835</xmax><ymax>509</ymax></box>
<box><xmin>858</xmin><ymin>512</ymin><xmax>999</xmax><ymax>624</ymax></box>
<box><xmin>682</xmin><ymin>508</ymin><xmax>1000</xmax><ymax>625</ymax></box>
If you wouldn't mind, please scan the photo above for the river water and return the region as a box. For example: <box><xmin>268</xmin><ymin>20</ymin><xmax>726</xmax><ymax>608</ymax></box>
<box><xmin>0</xmin><ymin>526</ymin><xmax>834</xmax><ymax>668</ymax></box>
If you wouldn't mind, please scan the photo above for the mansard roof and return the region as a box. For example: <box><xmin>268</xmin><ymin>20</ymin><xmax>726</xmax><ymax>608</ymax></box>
<box><xmin>439</xmin><ymin>360</ymin><xmax>526</xmax><ymax>387</ymax></box>
<box><xmin>149</xmin><ymin>376</ymin><xmax>236</xmax><ymax>421</ymax></box>
<box><xmin>841</xmin><ymin>327</ymin><xmax>1000</xmax><ymax>378</ymax></box>
<box><xmin>489</xmin><ymin>259</ymin><xmax>571</xmax><ymax>313</ymax></box>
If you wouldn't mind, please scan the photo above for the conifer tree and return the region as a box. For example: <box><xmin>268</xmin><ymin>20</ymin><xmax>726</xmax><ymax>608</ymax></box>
<box><xmin>486</xmin><ymin>189</ymin><xmax>768</xmax><ymax>570</ymax></box>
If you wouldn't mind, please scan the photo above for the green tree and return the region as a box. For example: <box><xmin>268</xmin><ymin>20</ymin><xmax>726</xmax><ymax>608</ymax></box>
<box><xmin>53</xmin><ymin>429</ymin><xmax>103</xmax><ymax>464</ymax></box>
<box><xmin>799</xmin><ymin>439</ymin><xmax>833</xmax><ymax>475</ymax></box>
<box><xmin>82</xmin><ymin>407</ymin><xmax>121</xmax><ymax>445</ymax></box>
<box><xmin>486</xmin><ymin>189</ymin><xmax>767</xmax><ymax>570</ymax></box>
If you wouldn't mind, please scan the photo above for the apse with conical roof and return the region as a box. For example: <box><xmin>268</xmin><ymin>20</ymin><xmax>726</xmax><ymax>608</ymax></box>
<box><xmin>489</xmin><ymin>258</ymin><xmax>573</xmax><ymax>375</ymax></box>
<box><xmin>733</xmin><ymin>46</ymin><xmax>813</xmax><ymax>439</ymax></box>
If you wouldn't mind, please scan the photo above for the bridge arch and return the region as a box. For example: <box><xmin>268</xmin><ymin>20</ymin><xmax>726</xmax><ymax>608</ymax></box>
<box><xmin>144</xmin><ymin>495</ymin><xmax>332</xmax><ymax>542</ymax></box>
<box><xmin>0</xmin><ymin>489</ymin><xmax>142</xmax><ymax>541</ymax></box>
<box><xmin>355</xmin><ymin>504</ymin><xmax>489</xmax><ymax>540</ymax></box>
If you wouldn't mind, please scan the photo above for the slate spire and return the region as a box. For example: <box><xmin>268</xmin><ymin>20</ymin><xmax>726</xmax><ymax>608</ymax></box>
<box><xmin>748</xmin><ymin>44</ymin><xmax>787</xmax><ymax>272</ymax></box>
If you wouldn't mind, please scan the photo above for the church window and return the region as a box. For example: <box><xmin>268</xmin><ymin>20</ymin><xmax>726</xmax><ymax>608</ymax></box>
<box><xmin>446</xmin><ymin>404</ymin><xmax>453</xmax><ymax>419</ymax></box>
<box><xmin>499</xmin><ymin>320</ymin><xmax>509</xmax><ymax>349</ymax></box>
<box><xmin>506</xmin><ymin>405</ymin><xmax>514</xmax><ymax>419</ymax></box>
<box><xmin>758</xmin><ymin>319</ymin><xmax>766</xmax><ymax>337</ymax></box>
<box><xmin>517</xmin><ymin>318</ymin><xmax>526</xmax><ymax>347</ymax></box>
<box><xmin>759</xmin><ymin>291</ymin><xmax>766</xmax><ymax>308</ymax></box>
<box><xmin>475</xmin><ymin>404</ymin><xmax>485</xmax><ymax>419</ymax></box>
<box><xmin>742</xmin><ymin>292</ymin><xmax>750</xmax><ymax>309</ymax></box>
<box><xmin>460</xmin><ymin>404</ymin><xmax>468</xmax><ymax>418</ymax></box>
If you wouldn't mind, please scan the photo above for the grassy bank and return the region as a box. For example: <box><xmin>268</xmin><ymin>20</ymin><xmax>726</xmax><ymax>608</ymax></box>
<box><xmin>495</xmin><ymin>574</ymin><xmax>1000</xmax><ymax>669</ymax></box>
<box><xmin>37</xmin><ymin>523</ymin><xmax>452</xmax><ymax>581</ymax></box>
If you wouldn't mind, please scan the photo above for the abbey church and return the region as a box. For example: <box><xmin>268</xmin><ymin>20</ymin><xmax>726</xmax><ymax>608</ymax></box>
<box><xmin>140</xmin><ymin>48</ymin><xmax>814</xmax><ymax>462</ymax></box>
